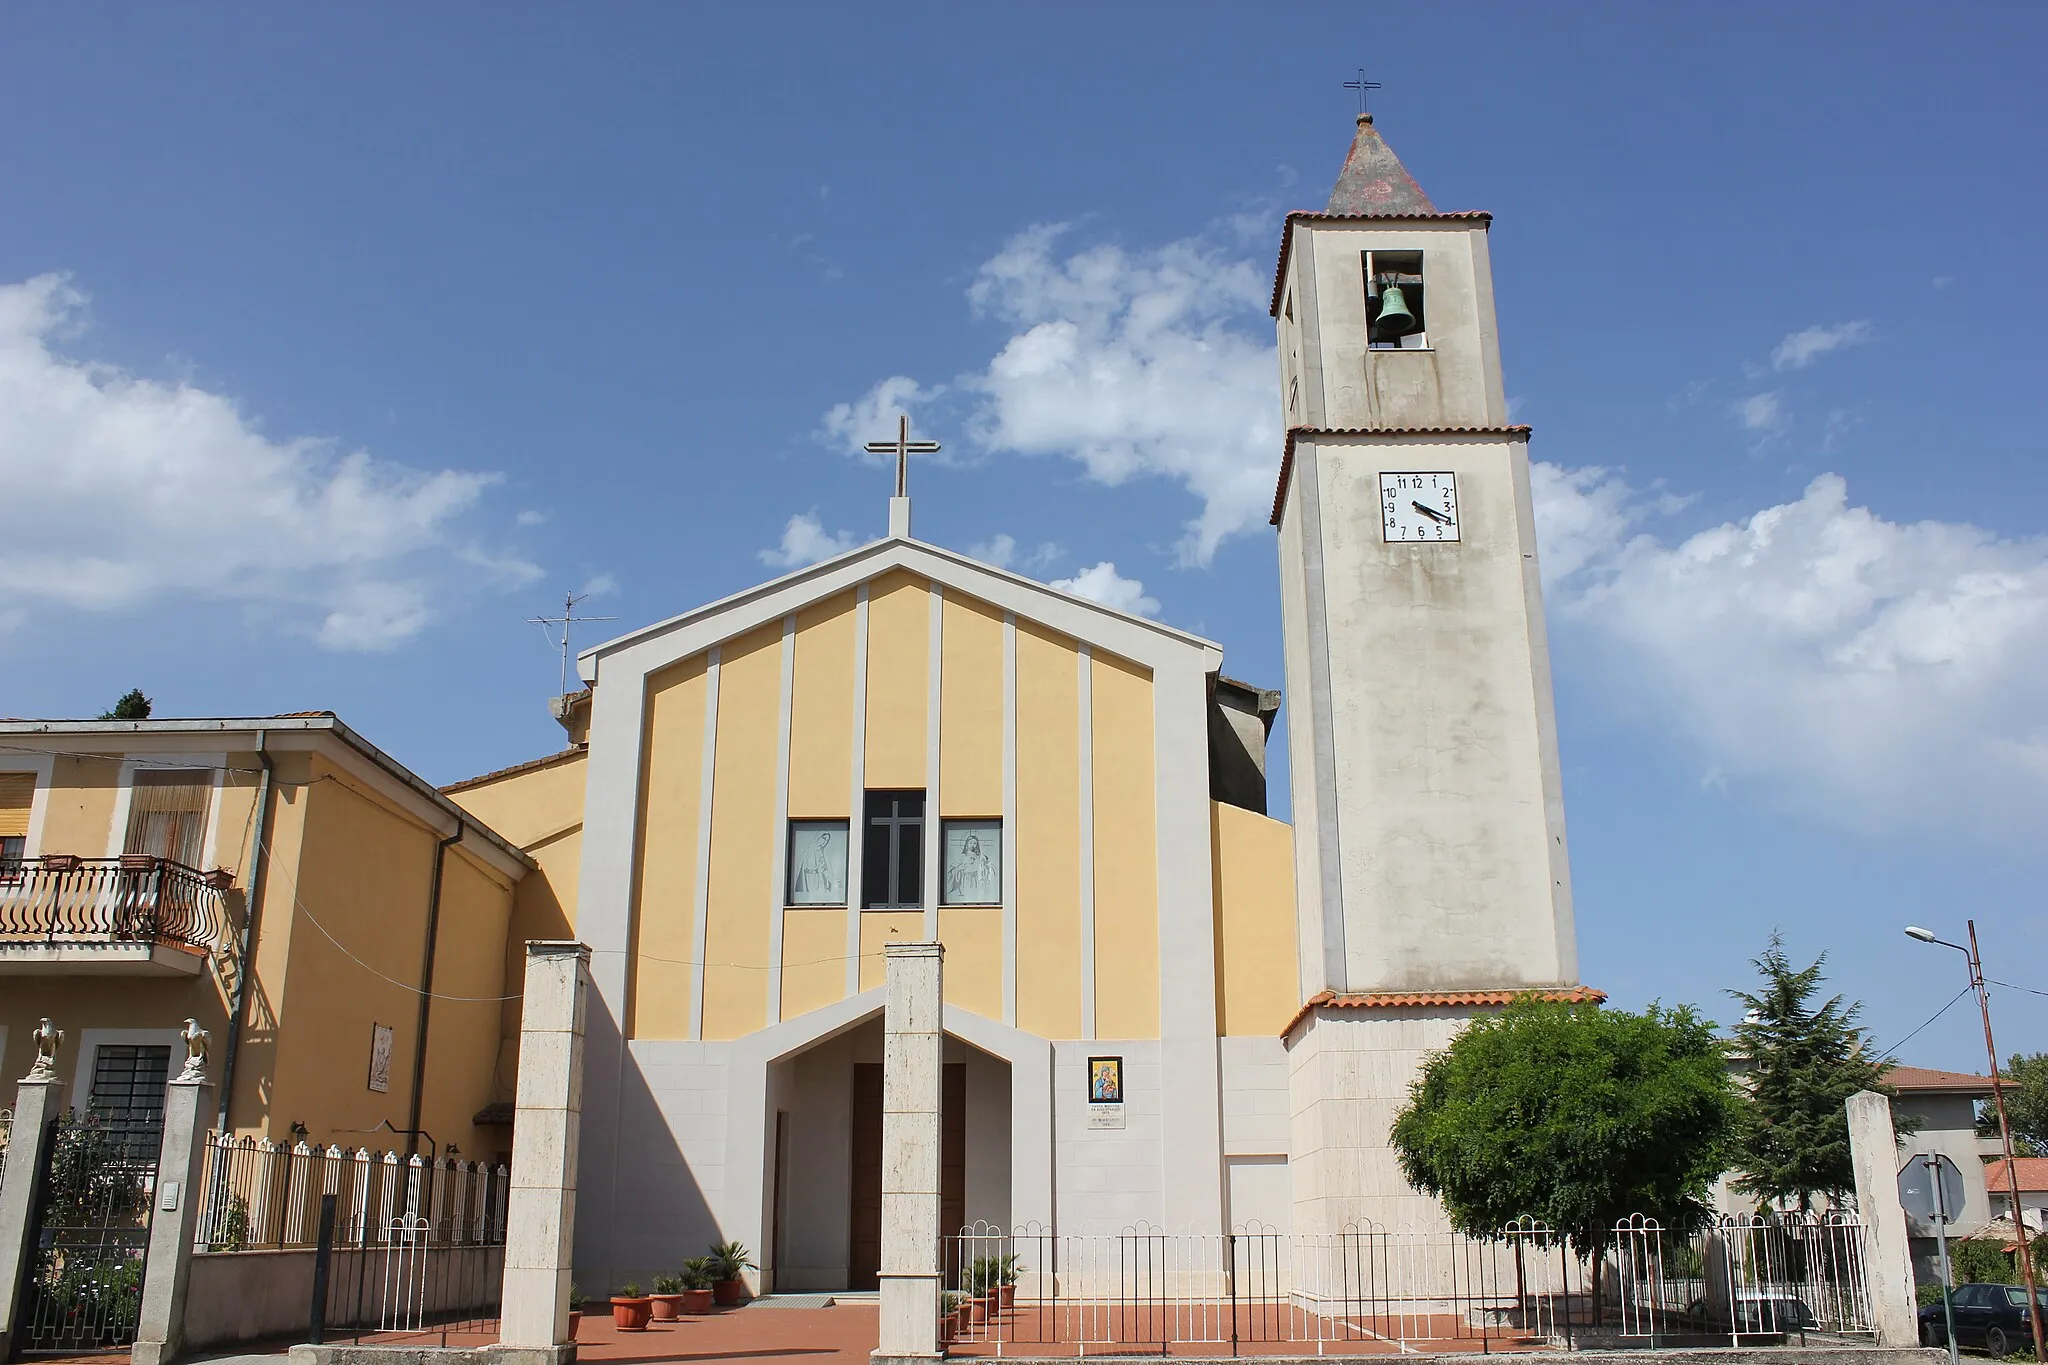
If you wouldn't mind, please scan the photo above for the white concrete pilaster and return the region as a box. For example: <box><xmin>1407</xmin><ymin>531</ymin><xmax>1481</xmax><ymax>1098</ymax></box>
<box><xmin>499</xmin><ymin>942</ymin><xmax>590</xmax><ymax>1358</ymax></box>
<box><xmin>0</xmin><ymin>1069</ymin><xmax>66</xmax><ymax>1359</ymax></box>
<box><xmin>874</xmin><ymin>942</ymin><xmax>943</xmax><ymax>1362</ymax></box>
<box><xmin>846</xmin><ymin>586</ymin><xmax>871</xmax><ymax>997</ymax></box>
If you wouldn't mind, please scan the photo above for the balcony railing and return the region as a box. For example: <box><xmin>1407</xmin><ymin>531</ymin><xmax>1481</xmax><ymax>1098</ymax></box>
<box><xmin>0</xmin><ymin>855</ymin><xmax>234</xmax><ymax>958</ymax></box>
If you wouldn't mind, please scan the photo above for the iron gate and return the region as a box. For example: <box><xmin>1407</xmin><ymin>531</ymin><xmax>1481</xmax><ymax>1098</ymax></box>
<box><xmin>14</xmin><ymin>1111</ymin><xmax>160</xmax><ymax>1353</ymax></box>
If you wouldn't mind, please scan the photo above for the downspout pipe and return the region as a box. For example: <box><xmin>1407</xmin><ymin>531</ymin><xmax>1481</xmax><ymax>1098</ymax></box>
<box><xmin>216</xmin><ymin>730</ymin><xmax>274</xmax><ymax>1133</ymax></box>
<box><xmin>405</xmin><ymin>822</ymin><xmax>464</xmax><ymax>1158</ymax></box>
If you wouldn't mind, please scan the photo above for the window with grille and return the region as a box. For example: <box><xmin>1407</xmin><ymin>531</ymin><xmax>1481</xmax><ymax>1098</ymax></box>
<box><xmin>124</xmin><ymin>770</ymin><xmax>210</xmax><ymax>867</ymax></box>
<box><xmin>88</xmin><ymin>1044</ymin><xmax>171</xmax><ymax>1137</ymax></box>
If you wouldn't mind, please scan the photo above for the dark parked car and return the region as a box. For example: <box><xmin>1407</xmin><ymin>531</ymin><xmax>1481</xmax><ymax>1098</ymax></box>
<box><xmin>1920</xmin><ymin>1283</ymin><xmax>2048</xmax><ymax>1356</ymax></box>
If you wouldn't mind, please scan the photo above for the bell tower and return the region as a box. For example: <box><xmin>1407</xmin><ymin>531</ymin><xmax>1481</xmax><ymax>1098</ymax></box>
<box><xmin>1271</xmin><ymin>113</ymin><xmax>1584</xmax><ymax>1232</ymax></box>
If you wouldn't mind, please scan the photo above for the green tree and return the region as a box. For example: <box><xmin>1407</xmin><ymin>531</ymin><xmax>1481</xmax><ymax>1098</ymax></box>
<box><xmin>98</xmin><ymin>689</ymin><xmax>152</xmax><ymax>721</ymax></box>
<box><xmin>1728</xmin><ymin>935</ymin><xmax>1894</xmax><ymax>1212</ymax></box>
<box><xmin>1979</xmin><ymin>1053</ymin><xmax>2048</xmax><ymax>1157</ymax></box>
<box><xmin>1389</xmin><ymin>996</ymin><xmax>1741</xmax><ymax>1270</ymax></box>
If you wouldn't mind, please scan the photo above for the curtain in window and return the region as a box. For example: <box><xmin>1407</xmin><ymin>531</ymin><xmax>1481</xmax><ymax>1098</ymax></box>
<box><xmin>125</xmin><ymin>770</ymin><xmax>209</xmax><ymax>866</ymax></box>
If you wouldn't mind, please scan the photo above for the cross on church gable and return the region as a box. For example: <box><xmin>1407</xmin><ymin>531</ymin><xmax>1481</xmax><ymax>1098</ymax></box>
<box><xmin>864</xmin><ymin>414</ymin><xmax>941</xmax><ymax>498</ymax></box>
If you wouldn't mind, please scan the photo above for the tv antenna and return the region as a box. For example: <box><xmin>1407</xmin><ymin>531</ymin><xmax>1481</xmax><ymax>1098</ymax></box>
<box><xmin>527</xmin><ymin>591</ymin><xmax>617</xmax><ymax>698</ymax></box>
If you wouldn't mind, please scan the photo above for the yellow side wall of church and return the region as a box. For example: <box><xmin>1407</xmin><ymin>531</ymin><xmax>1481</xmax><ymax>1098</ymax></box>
<box><xmin>788</xmin><ymin>593</ymin><xmax>856</xmax><ymax>817</ymax></box>
<box><xmin>1091</xmin><ymin>653</ymin><xmax>1159</xmax><ymax>1039</ymax></box>
<box><xmin>1015</xmin><ymin>620</ymin><xmax>1084</xmax><ymax>1039</ymax></box>
<box><xmin>1211</xmin><ymin>800</ymin><xmax>1301</xmax><ymax>1036</ymax></box>
<box><xmin>781</xmin><ymin>908</ymin><xmax>848</xmax><ymax>1020</ymax></box>
<box><xmin>702</xmin><ymin>624</ymin><xmax>783</xmax><ymax>1040</ymax></box>
<box><xmin>939</xmin><ymin>908</ymin><xmax>1003</xmax><ymax>1018</ymax></box>
<box><xmin>939</xmin><ymin>594</ymin><xmax>1004</xmax><ymax>818</ymax></box>
<box><xmin>628</xmin><ymin>657</ymin><xmax>708</xmax><ymax>1039</ymax></box>
<box><xmin>863</xmin><ymin>571</ymin><xmax>928</xmax><ymax>790</ymax></box>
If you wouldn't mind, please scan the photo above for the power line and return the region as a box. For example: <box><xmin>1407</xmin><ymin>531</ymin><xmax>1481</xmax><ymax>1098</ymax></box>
<box><xmin>1875</xmin><ymin>984</ymin><xmax>1974</xmax><ymax>1061</ymax></box>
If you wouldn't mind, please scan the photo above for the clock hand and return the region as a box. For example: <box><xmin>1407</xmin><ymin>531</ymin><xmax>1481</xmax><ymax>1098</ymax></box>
<box><xmin>1411</xmin><ymin>500</ymin><xmax>1451</xmax><ymax>524</ymax></box>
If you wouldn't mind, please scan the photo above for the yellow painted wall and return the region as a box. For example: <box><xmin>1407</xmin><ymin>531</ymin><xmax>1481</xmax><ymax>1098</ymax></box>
<box><xmin>701</xmin><ymin>624</ymin><xmax>783</xmax><ymax>1040</ymax></box>
<box><xmin>417</xmin><ymin>847</ymin><xmax>518</xmax><ymax>1159</ymax></box>
<box><xmin>939</xmin><ymin>909</ymin><xmax>1003</xmax><ymax>1019</ymax></box>
<box><xmin>1211</xmin><ymin>801</ymin><xmax>1300</xmax><ymax>1036</ymax></box>
<box><xmin>788</xmin><ymin>593</ymin><xmax>856</xmax><ymax>818</ymax></box>
<box><xmin>859</xmin><ymin>911</ymin><xmax>924</xmax><ymax>990</ymax></box>
<box><xmin>1091</xmin><ymin>653</ymin><xmax>1159</xmax><ymax>1039</ymax></box>
<box><xmin>1015</xmin><ymin>621</ymin><xmax>1083</xmax><ymax>1038</ymax></box>
<box><xmin>224</xmin><ymin>751</ymin><xmax>314</xmax><ymax>1134</ymax></box>
<box><xmin>627</xmin><ymin>657</ymin><xmax>708</xmax><ymax>1039</ymax></box>
<box><xmin>36</xmin><ymin>754</ymin><xmax>121</xmax><ymax>855</ymax></box>
<box><xmin>939</xmin><ymin>594</ymin><xmax>1005</xmax><ymax>817</ymax></box>
<box><xmin>781</xmin><ymin>909</ymin><xmax>848</xmax><ymax>1020</ymax></box>
<box><xmin>864</xmin><ymin>572</ymin><xmax>928</xmax><ymax>790</ymax></box>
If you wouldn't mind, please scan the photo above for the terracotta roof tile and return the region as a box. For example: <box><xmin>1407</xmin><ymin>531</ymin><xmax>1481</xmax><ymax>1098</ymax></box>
<box><xmin>1884</xmin><ymin>1064</ymin><xmax>1996</xmax><ymax>1094</ymax></box>
<box><xmin>442</xmin><ymin>746</ymin><xmax>587</xmax><ymax>795</ymax></box>
<box><xmin>1986</xmin><ymin>1158</ymin><xmax>2048</xmax><ymax>1193</ymax></box>
<box><xmin>1270</xmin><ymin>425</ymin><xmax>1533</xmax><ymax>527</ymax></box>
<box><xmin>270</xmin><ymin>710</ymin><xmax>336</xmax><ymax>719</ymax></box>
<box><xmin>1282</xmin><ymin>985</ymin><xmax>1604</xmax><ymax>1038</ymax></box>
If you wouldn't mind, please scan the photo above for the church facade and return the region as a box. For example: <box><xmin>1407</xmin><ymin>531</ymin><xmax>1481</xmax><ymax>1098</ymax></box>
<box><xmin>447</xmin><ymin>111</ymin><xmax>1587</xmax><ymax>1294</ymax></box>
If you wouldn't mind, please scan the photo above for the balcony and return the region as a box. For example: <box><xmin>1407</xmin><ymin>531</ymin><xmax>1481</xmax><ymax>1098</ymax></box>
<box><xmin>0</xmin><ymin>855</ymin><xmax>235</xmax><ymax>975</ymax></box>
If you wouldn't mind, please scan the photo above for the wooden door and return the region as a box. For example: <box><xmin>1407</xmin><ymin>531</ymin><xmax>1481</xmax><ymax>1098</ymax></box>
<box><xmin>848</xmin><ymin>1061</ymin><xmax>970</xmax><ymax>1292</ymax></box>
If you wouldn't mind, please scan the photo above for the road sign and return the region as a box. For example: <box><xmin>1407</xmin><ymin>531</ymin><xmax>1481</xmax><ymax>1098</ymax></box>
<box><xmin>1900</xmin><ymin>1152</ymin><xmax>1968</xmax><ymax>1225</ymax></box>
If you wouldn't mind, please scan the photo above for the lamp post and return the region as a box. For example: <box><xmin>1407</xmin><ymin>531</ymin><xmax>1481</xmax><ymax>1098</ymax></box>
<box><xmin>1906</xmin><ymin>921</ymin><xmax>2045</xmax><ymax>1363</ymax></box>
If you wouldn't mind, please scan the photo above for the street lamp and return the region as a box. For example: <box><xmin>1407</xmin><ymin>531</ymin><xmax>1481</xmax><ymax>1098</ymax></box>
<box><xmin>1905</xmin><ymin>920</ymin><xmax>2044</xmax><ymax>1363</ymax></box>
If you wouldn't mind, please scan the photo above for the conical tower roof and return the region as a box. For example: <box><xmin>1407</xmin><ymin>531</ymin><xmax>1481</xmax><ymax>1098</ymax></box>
<box><xmin>1325</xmin><ymin>113</ymin><xmax>1435</xmax><ymax>215</ymax></box>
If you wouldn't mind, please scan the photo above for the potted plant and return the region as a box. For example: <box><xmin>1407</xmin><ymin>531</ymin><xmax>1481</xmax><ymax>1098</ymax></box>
<box><xmin>708</xmin><ymin>1240</ymin><xmax>755</xmax><ymax>1305</ymax></box>
<box><xmin>994</xmin><ymin>1253</ymin><xmax>1021</xmax><ymax>1311</ymax></box>
<box><xmin>966</xmin><ymin>1256</ymin><xmax>1003</xmax><ymax>1322</ymax></box>
<box><xmin>568</xmin><ymin>1284</ymin><xmax>585</xmax><ymax>1339</ymax></box>
<box><xmin>679</xmin><ymin>1257</ymin><xmax>716</xmax><ymax>1314</ymax></box>
<box><xmin>943</xmin><ymin>1290</ymin><xmax>968</xmax><ymax>1339</ymax></box>
<box><xmin>611</xmin><ymin>1282</ymin><xmax>653</xmax><ymax>1331</ymax></box>
<box><xmin>649</xmin><ymin>1275</ymin><xmax>685</xmax><ymax>1321</ymax></box>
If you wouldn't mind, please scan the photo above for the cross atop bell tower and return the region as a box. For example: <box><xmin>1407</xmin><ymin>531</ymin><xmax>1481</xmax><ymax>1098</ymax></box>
<box><xmin>864</xmin><ymin>414</ymin><xmax>941</xmax><ymax>538</ymax></box>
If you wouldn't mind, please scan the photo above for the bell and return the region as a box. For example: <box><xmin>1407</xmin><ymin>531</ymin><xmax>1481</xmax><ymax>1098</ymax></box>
<box><xmin>1374</xmin><ymin>284</ymin><xmax>1416</xmax><ymax>338</ymax></box>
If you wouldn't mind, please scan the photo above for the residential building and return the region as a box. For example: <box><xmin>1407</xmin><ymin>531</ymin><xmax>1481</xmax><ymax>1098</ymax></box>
<box><xmin>0</xmin><ymin>715</ymin><xmax>534</xmax><ymax>1163</ymax></box>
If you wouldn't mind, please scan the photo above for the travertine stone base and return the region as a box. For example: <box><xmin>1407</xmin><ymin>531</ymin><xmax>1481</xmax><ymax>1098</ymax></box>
<box><xmin>0</xmin><ymin>1073</ymin><xmax>67</xmax><ymax>1361</ymax></box>
<box><xmin>500</xmin><ymin>941</ymin><xmax>592</xmax><ymax>1351</ymax></box>
<box><xmin>131</xmin><ymin>1075</ymin><xmax>214</xmax><ymax>1365</ymax></box>
<box><xmin>1848</xmin><ymin>1089</ymin><xmax>1920</xmax><ymax>1348</ymax></box>
<box><xmin>873</xmin><ymin>942</ymin><xmax>943</xmax><ymax>1363</ymax></box>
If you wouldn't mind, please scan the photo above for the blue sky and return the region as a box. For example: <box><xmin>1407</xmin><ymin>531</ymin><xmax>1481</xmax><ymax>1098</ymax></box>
<box><xmin>4</xmin><ymin>3</ymin><xmax>2045</xmax><ymax>1069</ymax></box>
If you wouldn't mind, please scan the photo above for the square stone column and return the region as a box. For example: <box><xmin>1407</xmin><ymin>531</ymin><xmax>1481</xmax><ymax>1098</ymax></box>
<box><xmin>133</xmin><ymin>1066</ymin><xmax>215</xmax><ymax>1365</ymax></box>
<box><xmin>498</xmin><ymin>941</ymin><xmax>590</xmax><ymax>1364</ymax></box>
<box><xmin>0</xmin><ymin>1043</ymin><xmax>67</xmax><ymax>1361</ymax></box>
<box><xmin>874</xmin><ymin>941</ymin><xmax>943</xmax><ymax>1364</ymax></box>
<box><xmin>1847</xmin><ymin>1089</ymin><xmax>1918</xmax><ymax>1347</ymax></box>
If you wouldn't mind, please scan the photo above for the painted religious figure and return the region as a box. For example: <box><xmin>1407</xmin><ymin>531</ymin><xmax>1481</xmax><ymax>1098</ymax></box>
<box><xmin>942</xmin><ymin>820</ymin><xmax>1000</xmax><ymax>905</ymax></box>
<box><xmin>787</xmin><ymin>822</ymin><xmax>849</xmax><ymax>905</ymax></box>
<box><xmin>1088</xmin><ymin>1056</ymin><xmax>1123</xmax><ymax>1104</ymax></box>
<box><xmin>367</xmin><ymin>1023</ymin><xmax>394</xmax><ymax>1093</ymax></box>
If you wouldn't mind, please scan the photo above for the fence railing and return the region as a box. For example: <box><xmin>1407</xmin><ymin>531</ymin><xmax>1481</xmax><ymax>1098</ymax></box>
<box><xmin>941</xmin><ymin>1211</ymin><xmax>1874</xmax><ymax>1355</ymax></box>
<box><xmin>0</xmin><ymin>856</ymin><xmax>233</xmax><ymax>956</ymax></box>
<box><xmin>315</xmin><ymin>1211</ymin><xmax>506</xmax><ymax>1346</ymax></box>
<box><xmin>194</xmin><ymin>1134</ymin><xmax>508</xmax><ymax>1253</ymax></box>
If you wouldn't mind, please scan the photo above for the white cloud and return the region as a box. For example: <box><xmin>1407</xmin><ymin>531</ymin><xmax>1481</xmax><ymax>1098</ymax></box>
<box><xmin>1050</xmin><ymin>561</ymin><xmax>1160</xmax><ymax>617</ymax></box>
<box><xmin>760</xmin><ymin>512</ymin><xmax>860</xmax><ymax>569</ymax></box>
<box><xmin>516</xmin><ymin>509</ymin><xmax>549</xmax><ymax>527</ymax></box>
<box><xmin>579</xmin><ymin>572</ymin><xmax>618</xmax><ymax>598</ymax></box>
<box><xmin>829</xmin><ymin>225</ymin><xmax>1279</xmax><ymax>567</ymax></box>
<box><xmin>968</xmin><ymin>533</ymin><xmax>1062</xmax><ymax>574</ymax></box>
<box><xmin>819</xmin><ymin>375</ymin><xmax>944</xmax><ymax>461</ymax></box>
<box><xmin>1533</xmin><ymin>466</ymin><xmax>2048</xmax><ymax>842</ymax></box>
<box><xmin>1735</xmin><ymin>391</ymin><xmax>1784</xmax><ymax>432</ymax></box>
<box><xmin>0</xmin><ymin>274</ymin><xmax>535</xmax><ymax>650</ymax></box>
<box><xmin>1771</xmin><ymin>320</ymin><xmax>1874</xmax><ymax>371</ymax></box>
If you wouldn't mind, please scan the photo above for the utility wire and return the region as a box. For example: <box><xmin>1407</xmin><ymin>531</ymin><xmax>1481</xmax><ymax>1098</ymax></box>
<box><xmin>1875</xmin><ymin>984</ymin><xmax>1974</xmax><ymax>1061</ymax></box>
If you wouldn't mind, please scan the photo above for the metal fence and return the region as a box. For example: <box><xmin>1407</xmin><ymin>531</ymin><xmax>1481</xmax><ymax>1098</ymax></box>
<box><xmin>0</xmin><ymin>855</ymin><xmax>232</xmax><ymax>953</ymax></box>
<box><xmin>15</xmin><ymin>1110</ymin><xmax>162</xmax><ymax>1353</ymax></box>
<box><xmin>195</xmin><ymin>1133</ymin><xmax>508</xmax><ymax>1253</ymax></box>
<box><xmin>315</xmin><ymin>1208</ymin><xmax>508</xmax><ymax>1346</ymax></box>
<box><xmin>941</xmin><ymin>1211</ymin><xmax>1873</xmax><ymax>1355</ymax></box>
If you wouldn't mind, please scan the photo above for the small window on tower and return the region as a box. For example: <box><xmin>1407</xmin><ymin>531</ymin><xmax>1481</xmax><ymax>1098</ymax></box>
<box><xmin>1363</xmin><ymin>250</ymin><xmax>1427</xmax><ymax>350</ymax></box>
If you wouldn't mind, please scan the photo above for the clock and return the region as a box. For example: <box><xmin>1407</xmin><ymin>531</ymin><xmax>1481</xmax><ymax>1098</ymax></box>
<box><xmin>1380</xmin><ymin>471</ymin><xmax>1460</xmax><ymax>542</ymax></box>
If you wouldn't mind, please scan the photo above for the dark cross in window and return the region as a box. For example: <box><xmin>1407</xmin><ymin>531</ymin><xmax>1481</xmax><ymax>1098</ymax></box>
<box><xmin>864</xmin><ymin>790</ymin><xmax>924</xmax><ymax>907</ymax></box>
<box><xmin>1343</xmin><ymin>69</ymin><xmax>1382</xmax><ymax>117</ymax></box>
<box><xmin>864</xmin><ymin>414</ymin><xmax>942</xmax><ymax>499</ymax></box>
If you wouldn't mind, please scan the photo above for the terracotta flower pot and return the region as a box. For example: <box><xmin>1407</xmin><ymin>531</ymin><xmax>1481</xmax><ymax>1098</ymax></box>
<box><xmin>967</xmin><ymin>1297</ymin><xmax>988</xmax><ymax>1325</ymax></box>
<box><xmin>713</xmin><ymin>1277</ymin><xmax>745</xmax><ymax>1306</ymax></box>
<box><xmin>998</xmin><ymin>1283</ymin><xmax>1016</xmax><ymax>1311</ymax></box>
<box><xmin>682</xmin><ymin>1287</ymin><xmax>714</xmax><ymax>1314</ymax></box>
<box><xmin>611</xmin><ymin>1296</ymin><xmax>654</xmax><ymax>1331</ymax></box>
<box><xmin>649</xmin><ymin>1293</ymin><xmax>682</xmax><ymax>1321</ymax></box>
<box><xmin>567</xmin><ymin>1310</ymin><xmax>583</xmax><ymax>1339</ymax></box>
<box><xmin>954</xmin><ymin>1305</ymin><xmax>973</xmax><ymax>1335</ymax></box>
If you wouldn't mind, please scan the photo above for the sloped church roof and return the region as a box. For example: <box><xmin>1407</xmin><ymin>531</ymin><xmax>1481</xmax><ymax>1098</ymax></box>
<box><xmin>1325</xmin><ymin>112</ymin><xmax>1436</xmax><ymax>216</ymax></box>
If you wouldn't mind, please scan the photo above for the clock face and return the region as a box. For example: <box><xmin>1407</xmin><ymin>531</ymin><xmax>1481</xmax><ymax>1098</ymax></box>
<box><xmin>1380</xmin><ymin>471</ymin><xmax>1460</xmax><ymax>542</ymax></box>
